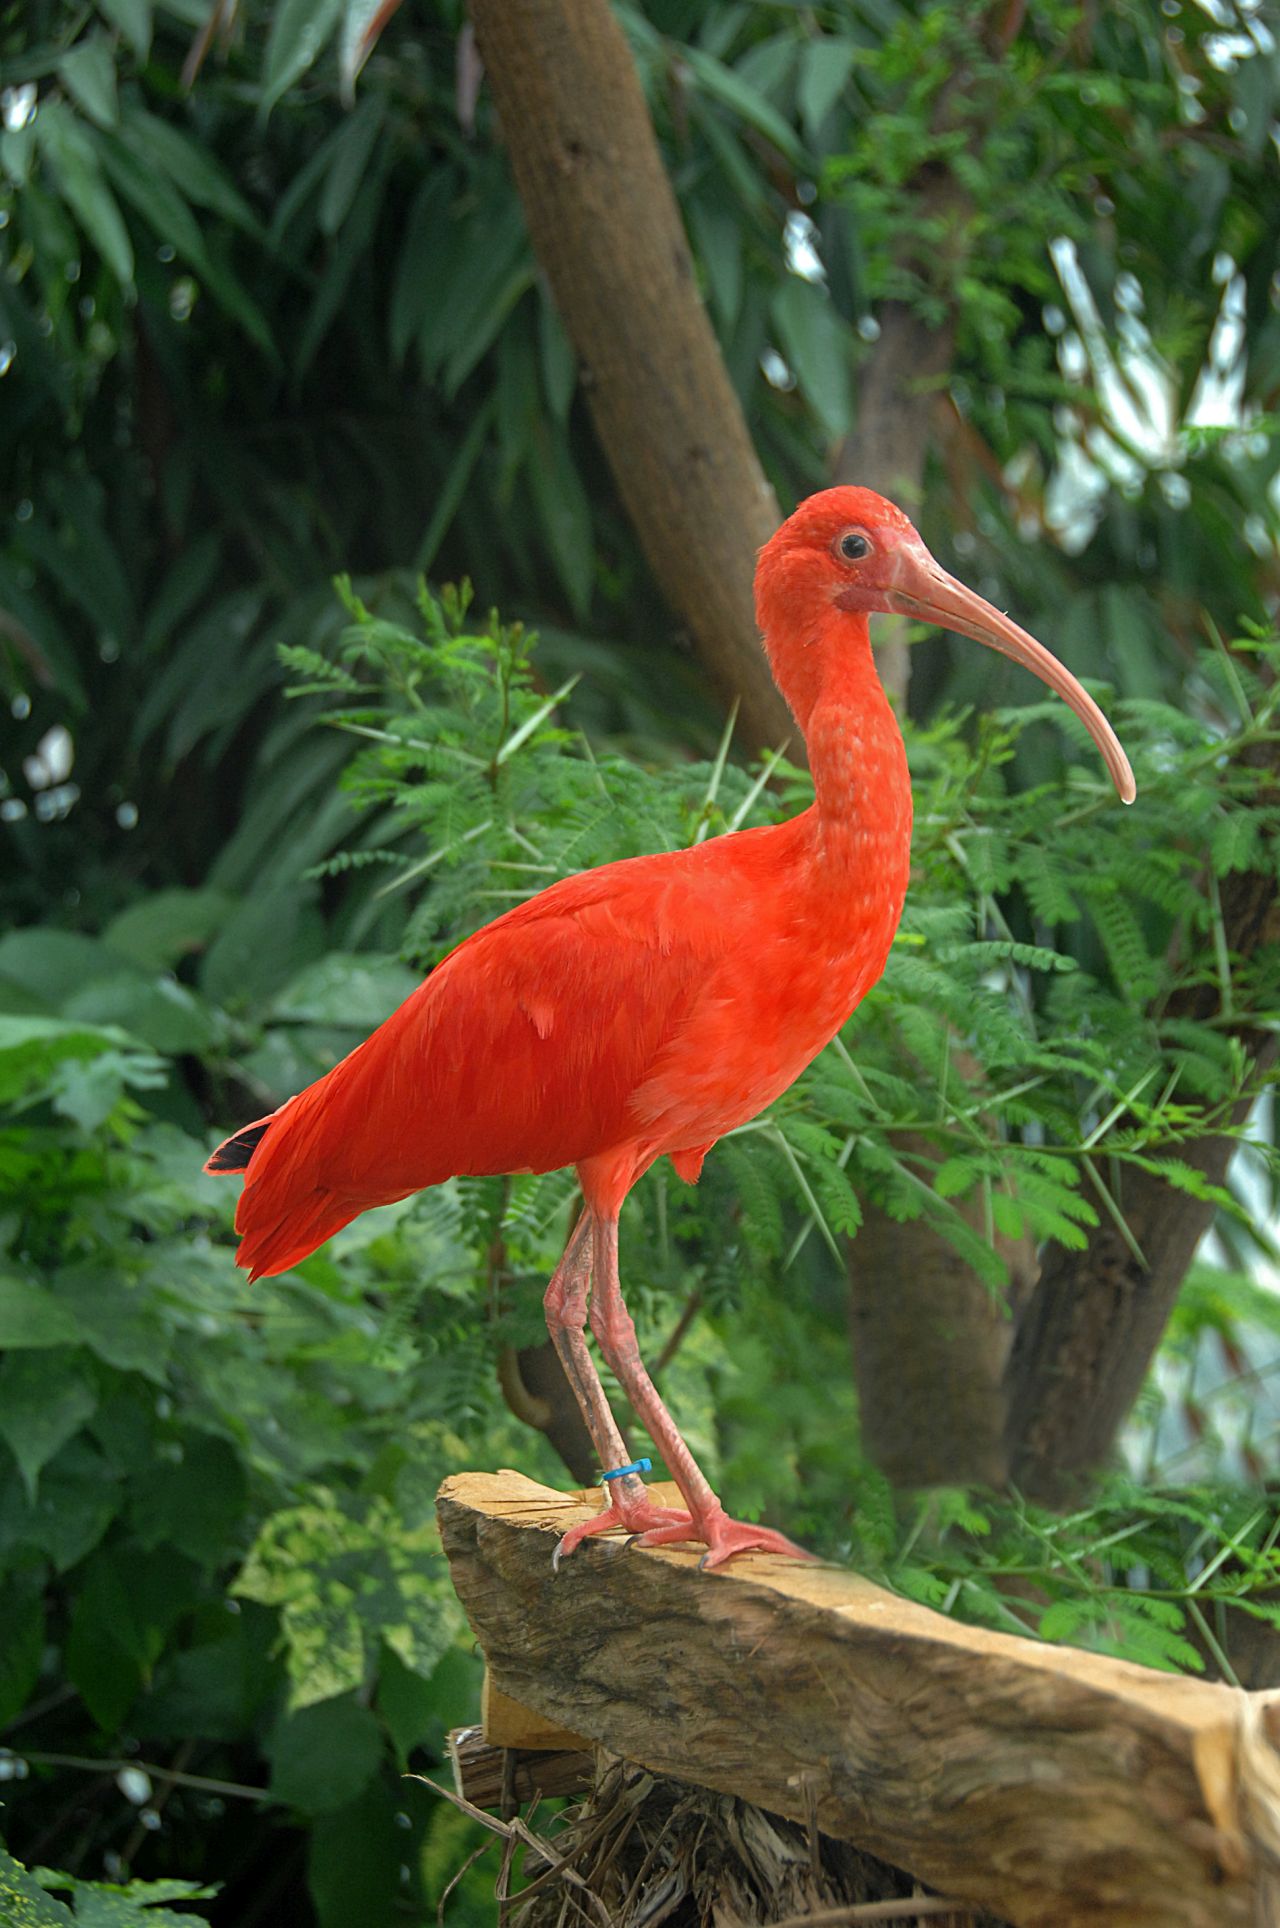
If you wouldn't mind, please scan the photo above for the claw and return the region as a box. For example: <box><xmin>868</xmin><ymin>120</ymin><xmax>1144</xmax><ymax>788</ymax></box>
<box><xmin>635</xmin><ymin>1510</ymin><xmax>815</xmax><ymax>1568</ymax></box>
<box><xmin>554</xmin><ymin>1496</ymin><xmax>693</xmax><ymax>1566</ymax></box>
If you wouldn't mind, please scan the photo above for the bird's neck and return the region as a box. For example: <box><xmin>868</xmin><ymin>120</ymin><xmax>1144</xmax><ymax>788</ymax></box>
<box><xmin>791</xmin><ymin>614</ymin><xmax>913</xmax><ymax>905</ymax></box>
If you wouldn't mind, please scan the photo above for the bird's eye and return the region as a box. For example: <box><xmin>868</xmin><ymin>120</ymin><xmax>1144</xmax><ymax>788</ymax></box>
<box><xmin>839</xmin><ymin>531</ymin><xmax>871</xmax><ymax>562</ymax></box>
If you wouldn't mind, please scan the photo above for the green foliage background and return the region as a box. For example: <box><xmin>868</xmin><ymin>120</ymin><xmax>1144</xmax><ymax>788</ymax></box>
<box><xmin>1</xmin><ymin>0</ymin><xmax>1279</xmax><ymax>1923</ymax></box>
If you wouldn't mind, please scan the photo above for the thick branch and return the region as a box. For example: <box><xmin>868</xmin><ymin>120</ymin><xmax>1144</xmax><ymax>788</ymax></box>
<box><xmin>1005</xmin><ymin>853</ymin><xmax>1280</xmax><ymax>1500</ymax></box>
<box><xmin>848</xmin><ymin>1133</ymin><xmax>1036</xmax><ymax>1488</ymax></box>
<box><xmin>438</xmin><ymin>1470</ymin><xmax>1280</xmax><ymax>1928</ymax></box>
<box><xmin>468</xmin><ymin>0</ymin><xmax>790</xmax><ymax>753</ymax></box>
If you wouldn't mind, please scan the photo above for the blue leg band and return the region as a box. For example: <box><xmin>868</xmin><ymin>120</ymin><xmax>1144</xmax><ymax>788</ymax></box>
<box><xmin>602</xmin><ymin>1457</ymin><xmax>652</xmax><ymax>1483</ymax></box>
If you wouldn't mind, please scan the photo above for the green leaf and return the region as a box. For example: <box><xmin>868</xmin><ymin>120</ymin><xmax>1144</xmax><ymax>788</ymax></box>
<box><xmin>235</xmin><ymin>1491</ymin><xmax>465</xmax><ymax>1708</ymax></box>
<box><xmin>199</xmin><ymin>886</ymin><xmax>325</xmax><ymax>1011</ymax></box>
<box><xmin>376</xmin><ymin>1642</ymin><xmax>444</xmax><ymax>1768</ymax></box>
<box><xmin>95</xmin><ymin>131</ymin><xmax>274</xmax><ymax>351</ymax></box>
<box><xmin>688</xmin><ymin>197</ymin><xmax>743</xmax><ymax>327</ymax></box>
<box><xmin>130</xmin><ymin>1435</ymin><xmax>247</xmax><ymax>1565</ymax></box>
<box><xmin>0</xmin><ymin>1440</ymin><xmax>121</xmax><ymax>1572</ymax></box>
<box><xmin>53</xmin><ymin>1270</ymin><xmax>170</xmax><ymax>1383</ymax></box>
<box><xmin>63</xmin><ymin>974</ymin><xmax>216</xmax><ymax>1057</ymax></box>
<box><xmin>0</xmin><ymin>1010</ymin><xmax>169</xmax><ymax>1130</ymax></box>
<box><xmin>415</xmin><ymin>189</ymin><xmax>529</xmax><ymax>388</ymax></box>
<box><xmin>138</xmin><ymin>1609</ymin><xmax>275</xmax><ymax>1743</ymax></box>
<box><xmin>66</xmin><ymin>1547</ymin><xmax>201</xmax><ymax>1730</ymax></box>
<box><xmin>104</xmin><ymin>889</ymin><xmax>235</xmax><ymax>971</ymax></box>
<box><xmin>53</xmin><ymin>1045</ymin><xmax>167</xmax><ymax>1132</ymax></box>
<box><xmin>261</xmin><ymin>0</ymin><xmax>346</xmax><ymax>118</ymax></box>
<box><xmin>537</xmin><ymin>290</ymin><xmax>576</xmax><ymax>423</ymax></box>
<box><xmin>295</xmin><ymin>151</ymin><xmax>389</xmax><ymax>376</ymax></box>
<box><xmin>58</xmin><ymin>35</ymin><xmax>120</xmax><ymax>130</ymax></box>
<box><xmin>270</xmin><ymin>952</ymin><xmax>419</xmax><ymax>1027</ymax></box>
<box><xmin>0</xmin><ymin>930</ymin><xmax>119</xmax><ymax>1011</ymax></box>
<box><xmin>389</xmin><ymin>170</ymin><xmax>454</xmax><ymax>364</ymax></box>
<box><xmin>0</xmin><ymin>1571</ymin><xmax>45</xmax><ymax>1728</ymax></box>
<box><xmin>95</xmin><ymin>0</ymin><xmax>152</xmax><ymax>60</ymax></box>
<box><xmin>119</xmin><ymin>109</ymin><xmax>258</xmax><ymax>233</ymax></box>
<box><xmin>682</xmin><ymin>46</ymin><xmax>805</xmax><ymax>167</ymax></box>
<box><xmin>318</xmin><ymin>91</ymin><xmax>384</xmax><ymax>235</ymax></box>
<box><xmin>306</xmin><ymin>1775</ymin><xmax>401</xmax><ymax>1928</ymax></box>
<box><xmin>442</xmin><ymin>256</ymin><xmax>535</xmax><ymax>397</ymax></box>
<box><xmin>0</xmin><ymin>1277</ymin><xmax>83</xmax><ymax>1349</ymax></box>
<box><xmin>34</xmin><ymin>100</ymin><xmax>133</xmax><ymax>287</ymax></box>
<box><xmin>1210</xmin><ymin>809</ymin><xmax>1259</xmax><ymax>875</ymax></box>
<box><xmin>418</xmin><ymin>1797</ymin><xmax>497</xmax><ymax>1928</ymax></box>
<box><xmin>268</xmin><ymin>1694</ymin><xmax>384</xmax><ymax>1813</ymax></box>
<box><xmin>798</xmin><ymin>37</ymin><xmax>856</xmax><ymax>138</ymax></box>
<box><xmin>772</xmin><ymin>277</ymin><xmax>852</xmax><ymax>439</ymax></box>
<box><xmin>59</xmin><ymin>1877</ymin><xmax>215</xmax><ymax>1925</ymax></box>
<box><xmin>933</xmin><ymin>1155</ymin><xmax>979</xmax><ymax>1200</ymax></box>
<box><xmin>0</xmin><ymin>1849</ymin><xmax>74</xmax><ymax>1926</ymax></box>
<box><xmin>94</xmin><ymin>131</ymin><xmax>215</xmax><ymax>264</ymax></box>
<box><xmin>413</xmin><ymin>392</ymin><xmax>495</xmax><ymax>574</ymax></box>
<box><xmin>527</xmin><ymin>425</ymin><xmax>593</xmax><ymax>620</ymax></box>
<box><xmin>2</xmin><ymin>122</ymin><xmax>36</xmax><ymax>189</ymax></box>
<box><xmin>0</xmin><ymin>1353</ymin><xmax>96</xmax><ymax>1499</ymax></box>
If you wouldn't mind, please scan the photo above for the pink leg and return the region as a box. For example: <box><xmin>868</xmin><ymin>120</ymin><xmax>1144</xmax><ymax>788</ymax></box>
<box><xmin>543</xmin><ymin>1210</ymin><xmax>690</xmax><ymax>1564</ymax></box>
<box><xmin>588</xmin><ymin>1215</ymin><xmax>813</xmax><ymax>1569</ymax></box>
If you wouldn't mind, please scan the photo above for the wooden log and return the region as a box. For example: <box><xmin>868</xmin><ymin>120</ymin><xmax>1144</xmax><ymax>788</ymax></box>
<box><xmin>437</xmin><ymin>1470</ymin><xmax>1280</xmax><ymax>1928</ymax></box>
<box><xmin>481</xmin><ymin>1674</ymin><xmax>589</xmax><ymax>1752</ymax></box>
<box><xmin>447</xmin><ymin>1725</ymin><xmax>592</xmax><ymax>1809</ymax></box>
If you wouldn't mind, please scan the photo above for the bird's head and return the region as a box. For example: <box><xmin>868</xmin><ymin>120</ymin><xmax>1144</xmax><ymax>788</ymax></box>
<box><xmin>755</xmin><ymin>486</ymin><xmax>1135</xmax><ymax>805</ymax></box>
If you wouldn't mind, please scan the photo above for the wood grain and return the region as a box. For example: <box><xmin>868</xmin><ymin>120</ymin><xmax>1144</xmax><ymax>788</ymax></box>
<box><xmin>438</xmin><ymin>1469</ymin><xmax>1280</xmax><ymax>1928</ymax></box>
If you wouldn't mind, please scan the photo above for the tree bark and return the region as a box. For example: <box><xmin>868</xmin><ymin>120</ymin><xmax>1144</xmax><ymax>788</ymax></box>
<box><xmin>468</xmin><ymin>0</ymin><xmax>791</xmax><ymax>755</ymax></box>
<box><xmin>438</xmin><ymin>1469</ymin><xmax>1280</xmax><ymax>1928</ymax></box>
<box><xmin>849</xmin><ymin>1130</ymin><xmax>1036</xmax><ymax>1489</ymax></box>
<box><xmin>836</xmin><ymin>301</ymin><xmax>955</xmax><ymax>707</ymax></box>
<box><xmin>1006</xmin><ymin>856</ymin><xmax>1280</xmax><ymax>1501</ymax></box>
<box><xmin>838</xmin><ymin>292</ymin><xmax>1024</xmax><ymax>1491</ymax></box>
<box><xmin>832</xmin><ymin>107</ymin><xmax>1026</xmax><ymax>1491</ymax></box>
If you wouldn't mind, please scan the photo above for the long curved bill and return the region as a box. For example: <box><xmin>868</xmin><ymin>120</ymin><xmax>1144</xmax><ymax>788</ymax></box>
<box><xmin>888</xmin><ymin>546</ymin><xmax>1136</xmax><ymax>805</ymax></box>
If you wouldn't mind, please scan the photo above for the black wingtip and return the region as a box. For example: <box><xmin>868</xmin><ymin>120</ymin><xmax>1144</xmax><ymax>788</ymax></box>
<box><xmin>205</xmin><ymin>1121</ymin><xmax>269</xmax><ymax>1175</ymax></box>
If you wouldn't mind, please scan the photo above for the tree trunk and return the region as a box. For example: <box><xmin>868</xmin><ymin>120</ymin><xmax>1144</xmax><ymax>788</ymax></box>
<box><xmin>849</xmin><ymin>1130</ymin><xmax>1036</xmax><ymax>1489</ymax></box>
<box><xmin>468</xmin><ymin>0</ymin><xmax>791</xmax><ymax>755</ymax></box>
<box><xmin>835</xmin><ymin>301</ymin><xmax>955</xmax><ymax>707</ymax></box>
<box><xmin>834</xmin><ymin>143</ymin><xmax>1024</xmax><ymax>1494</ymax></box>
<box><xmin>838</xmin><ymin>295</ymin><xmax>1025</xmax><ymax>1491</ymax></box>
<box><xmin>1006</xmin><ymin>855</ymin><xmax>1280</xmax><ymax>1501</ymax></box>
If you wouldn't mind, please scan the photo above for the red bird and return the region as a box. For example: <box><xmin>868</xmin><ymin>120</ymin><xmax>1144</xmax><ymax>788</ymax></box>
<box><xmin>208</xmin><ymin>489</ymin><xmax>1134</xmax><ymax>1567</ymax></box>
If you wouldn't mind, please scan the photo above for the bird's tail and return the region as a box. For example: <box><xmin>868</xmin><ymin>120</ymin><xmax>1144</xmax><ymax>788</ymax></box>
<box><xmin>205</xmin><ymin>1091</ymin><xmax>369</xmax><ymax>1281</ymax></box>
<box><xmin>205</xmin><ymin>1120</ymin><xmax>270</xmax><ymax>1173</ymax></box>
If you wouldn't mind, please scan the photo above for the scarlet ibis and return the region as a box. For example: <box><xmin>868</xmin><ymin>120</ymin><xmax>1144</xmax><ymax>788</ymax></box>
<box><xmin>208</xmin><ymin>488</ymin><xmax>1134</xmax><ymax>1568</ymax></box>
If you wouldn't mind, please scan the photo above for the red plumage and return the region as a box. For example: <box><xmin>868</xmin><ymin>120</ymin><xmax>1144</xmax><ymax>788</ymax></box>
<box><xmin>209</xmin><ymin>487</ymin><xmax>1133</xmax><ymax>1565</ymax></box>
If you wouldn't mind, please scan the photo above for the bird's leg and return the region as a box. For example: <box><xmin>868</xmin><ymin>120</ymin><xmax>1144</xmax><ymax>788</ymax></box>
<box><xmin>543</xmin><ymin>1209</ymin><xmax>691</xmax><ymax>1564</ymax></box>
<box><xmin>587</xmin><ymin>1215</ymin><xmax>813</xmax><ymax>1569</ymax></box>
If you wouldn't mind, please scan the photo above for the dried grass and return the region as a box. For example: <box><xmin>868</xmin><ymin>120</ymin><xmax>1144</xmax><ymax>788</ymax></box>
<box><xmin>417</xmin><ymin>1756</ymin><xmax>1003</xmax><ymax>1928</ymax></box>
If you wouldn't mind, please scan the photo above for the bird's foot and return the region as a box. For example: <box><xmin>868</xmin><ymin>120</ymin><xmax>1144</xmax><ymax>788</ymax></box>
<box><xmin>631</xmin><ymin>1503</ymin><xmax>816</xmax><ymax>1570</ymax></box>
<box><xmin>553</xmin><ymin>1492</ymin><xmax>691</xmax><ymax>1568</ymax></box>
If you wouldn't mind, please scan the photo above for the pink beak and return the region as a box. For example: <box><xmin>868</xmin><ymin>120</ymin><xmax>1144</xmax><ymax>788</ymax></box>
<box><xmin>884</xmin><ymin>545</ymin><xmax>1136</xmax><ymax>805</ymax></box>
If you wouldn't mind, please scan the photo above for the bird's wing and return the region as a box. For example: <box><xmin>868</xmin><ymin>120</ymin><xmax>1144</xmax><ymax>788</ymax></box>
<box><xmin>224</xmin><ymin>841</ymin><xmax>774</xmax><ymax>1273</ymax></box>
